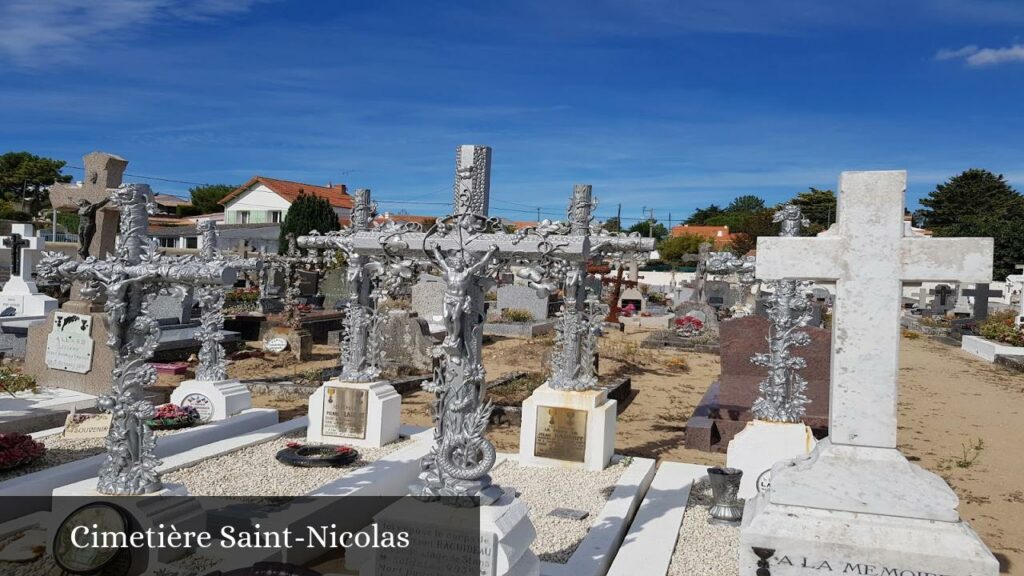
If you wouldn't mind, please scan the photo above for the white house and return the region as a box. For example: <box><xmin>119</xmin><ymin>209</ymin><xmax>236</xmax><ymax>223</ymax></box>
<box><xmin>219</xmin><ymin>176</ymin><xmax>352</xmax><ymax>225</ymax></box>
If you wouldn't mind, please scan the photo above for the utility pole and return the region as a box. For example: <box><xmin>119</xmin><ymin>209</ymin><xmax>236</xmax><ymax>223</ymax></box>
<box><xmin>616</xmin><ymin>203</ymin><xmax>622</xmax><ymax>232</ymax></box>
<box><xmin>645</xmin><ymin>207</ymin><xmax>655</xmax><ymax>239</ymax></box>
<box><xmin>537</xmin><ymin>207</ymin><xmax>541</xmax><ymax>222</ymax></box>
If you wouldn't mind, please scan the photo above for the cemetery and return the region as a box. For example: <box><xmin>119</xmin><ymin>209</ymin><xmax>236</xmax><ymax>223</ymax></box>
<box><xmin>0</xmin><ymin>143</ymin><xmax>1018</xmax><ymax>576</ymax></box>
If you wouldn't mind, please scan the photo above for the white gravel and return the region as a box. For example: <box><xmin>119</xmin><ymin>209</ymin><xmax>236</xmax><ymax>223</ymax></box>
<box><xmin>162</xmin><ymin>432</ymin><xmax>411</xmax><ymax>496</ymax></box>
<box><xmin>490</xmin><ymin>457</ymin><xmax>629</xmax><ymax>564</ymax></box>
<box><xmin>667</xmin><ymin>478</ymin><xmax>740</xmax><ymax>576</ymax></box>
<box><xmin>0</xmin><ymin>429</ymin><xmax>181</xmax><ymax>483</ymax></box>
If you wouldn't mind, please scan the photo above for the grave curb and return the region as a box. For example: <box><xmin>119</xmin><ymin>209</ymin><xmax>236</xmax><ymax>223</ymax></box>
<box><xmin>0</xmin><ymin>408</ymin><xmax>280</xmax><ymax>497</ymax></box>
<box><xmin>606</xmin><ymin>461</ymin><xmax>707</xmax><ymax>576</ymax></box>
<box><xmin>529</xmin><ymin>453</ymin><xmax>657</xmax><ymax>576</ymax></box>
<box><xmin>961</xmin><ymin>334</ymin><xmax>1024</xmax><ymax>363</ymax></box>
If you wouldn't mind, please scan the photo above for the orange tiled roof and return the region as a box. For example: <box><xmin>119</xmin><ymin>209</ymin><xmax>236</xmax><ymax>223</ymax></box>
<box><xmin>671</xmin><ymin>224</ymin><xmax>733</xmax><ymax>248</ymax></box>
<box><xmin>220</xmin><ymin>176</ymin><xmax>352</xmax><ymax>209</ymax></box>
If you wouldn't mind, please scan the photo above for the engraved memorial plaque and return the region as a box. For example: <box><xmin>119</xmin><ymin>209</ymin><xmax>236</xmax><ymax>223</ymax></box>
<box><xmin>534</xmin><ymin>405</ymin><xmax>587</xmax><ymax>462</ymax></box>
<box><xmin>180</xmin><ymin>393</ymin><xmax>214</xmax><ymax>423</ymax></box>
<box><xmin>322</xmin><ymin>385</ymin><xmax>368</xmax><ymax>439</ymax></box>
<box><xmin>0</xmin><ymin>294</ymin><xmax>23</xmax><ymax>316</ymax></box>
<box><xmin>46</xmin><ymin>312</ymin><xmax>95</xmax><ymax>373</ymax></box>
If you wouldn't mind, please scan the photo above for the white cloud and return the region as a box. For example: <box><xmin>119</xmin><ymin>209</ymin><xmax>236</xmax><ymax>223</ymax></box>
<box><xmin>934</xmin><ymin>45</ymin><xmax>979</xmax><ymax>60</ymax></box>
<box><xmin>935</xmin><ymin>42</ymin><xmax>1024</xmax><ymax>66</ymax></box>
<box><xmin>0</xmin><ymin>0</ymin><xmax>266</xmax><ymax>68</ymax></box>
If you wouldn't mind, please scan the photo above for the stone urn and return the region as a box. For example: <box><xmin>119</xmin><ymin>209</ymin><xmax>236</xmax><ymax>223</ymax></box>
<box><xmin>707</xmin><ymin>466</ymin><xmax>744</xmax><ymax>525</ymax></box>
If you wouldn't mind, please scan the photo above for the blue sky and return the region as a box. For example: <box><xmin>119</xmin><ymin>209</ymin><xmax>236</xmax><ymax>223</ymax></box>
<box><xmin>2</xmin><ymin>0</ymin><xmax>1023</xmax><ymax>225</ymax></box>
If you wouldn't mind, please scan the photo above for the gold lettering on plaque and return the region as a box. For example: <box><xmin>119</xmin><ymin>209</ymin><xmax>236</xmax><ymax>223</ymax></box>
<box><xmin>534</xmin><ymin>406</ymin><xmax>587</xmax><ymax>462</ymax></box>
<box><xmin>322</xmin><ymin>386</ymin><xmax>368</xmax><ymax>439</ymax></box>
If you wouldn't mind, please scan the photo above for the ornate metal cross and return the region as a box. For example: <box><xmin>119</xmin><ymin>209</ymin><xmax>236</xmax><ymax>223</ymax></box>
<box><xmin>302</xmin><ymin>146</ymin><xmax>646</xmax><ymax>502</ymax></box>
<box><xmin>750</xmin><ymin>204</ymin><xmax>814</xmax><ymax>422</ymax></box>
<box><xmin>298</xmin><ymin>189</ymin><xmax>422</xmax><ymax>382</ymax></box>
<box><xmin>261</xmin><ymin>234</ymin><xmax>323</xmax><ymax>330</ymax></box>
<box><xmin>2</xmin><ymin>233</ymin><xmax>29</xmax><ymax>277</ymax></box>
<box><xmin>194</xmin><ymin>221</ymin><xmax>261</xmax><ymax>381</ymax></box>
<box><xmin>546</xmin><ymin>185</ymin><xmax>653</xmax><ymax>390</ymax></box>
<box><xmin>37</xmin><ymin>184</ymin><xmax>234</xmax><ymax>495</ymax></box>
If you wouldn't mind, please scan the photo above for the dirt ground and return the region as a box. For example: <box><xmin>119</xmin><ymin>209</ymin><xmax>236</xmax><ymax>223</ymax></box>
<box><xmin>158</xmin><ymin>330</ymin><xmax>1024</xmax><ymax>572</ymax></box>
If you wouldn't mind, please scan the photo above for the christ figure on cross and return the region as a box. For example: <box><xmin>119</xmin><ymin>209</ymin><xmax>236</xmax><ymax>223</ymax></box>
<box><xmin>433</xmin><ymin>243</ymin><xmax>499</xmax><ymax>356</ymax></box>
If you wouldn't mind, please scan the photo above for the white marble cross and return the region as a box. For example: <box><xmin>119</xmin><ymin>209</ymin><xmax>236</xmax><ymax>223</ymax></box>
<box><xmin>1</xmin><ymin>223</ymin><xmax>50</xmax><ymax>295</ymax></box>
<box><xmin>755</xmin><ymin>171</ymin><xmax>992</xmax><ymax>449</ymax></box>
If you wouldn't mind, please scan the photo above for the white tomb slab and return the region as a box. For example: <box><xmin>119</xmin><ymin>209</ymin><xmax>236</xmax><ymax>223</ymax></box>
<box><xmin>306</xmin><ymin>379</ymin><xmax>401</xmax><ymax>448</ymax></box>
<box><xmin>740</xmin><ymin>171</ymin><xmax>999</xmax><ymax>576</ymax></box>
<box><xmin>170</xmin><ymin>378</ymin><xmax>251</xmax><ymax>422</ymax></box>
<box><xmin>0</xmin><ymin>224</ymin><xmax>57</xmax><ymax>317</ymax></box>
<box><xmin>726</xmin><ymin>420</ymin><xmax>816</xmax><ymax>499</ymax></box>
<box><xmin>518</xmin><ymin>384</ymin><xmax>615</xmax><ymax>472</ymax></box>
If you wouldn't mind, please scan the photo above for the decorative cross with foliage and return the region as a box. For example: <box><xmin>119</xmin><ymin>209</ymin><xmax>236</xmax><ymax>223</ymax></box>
<box><xmin>37</xmin><ymin>184</ymin><xmax>233</xmax><ymax>495</ymax></box>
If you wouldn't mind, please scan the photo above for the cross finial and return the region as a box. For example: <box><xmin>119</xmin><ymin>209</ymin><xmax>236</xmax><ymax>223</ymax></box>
<box><xmin>569</xmin><ymin>185</ymin><xmax>594</xmax><ymax>236</ymax></box>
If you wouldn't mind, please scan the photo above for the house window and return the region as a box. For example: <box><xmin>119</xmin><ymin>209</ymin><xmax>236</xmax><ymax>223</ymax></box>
<box><xmin>271</xmin><ymin>211</ymin><xmax>282</xmax><ymax>223</ymax></box>
<box><xmin>185</xmin><ymin>237</ymin><xmax>198</xmax><ymax>249</ymax></box>
<box><xmin>158</xmin><ymin>237</ymin><xmax>177</xmax><ymax>248</ymax></box>
<box><xmin>239</xmin><ymin>211</ymin><xmax>250</xmax><ymax>224</ymax></box>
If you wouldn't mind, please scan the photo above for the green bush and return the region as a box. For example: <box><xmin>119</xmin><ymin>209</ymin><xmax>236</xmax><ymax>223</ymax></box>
<box><xmin>500</xmin><ymin>308</ymin><xmax>534</xmax><ymax>323</ymax></box>
<box><xmin>0</xmin><ymin>366</ymin><xmax>37</xmax><ymax>396</ymax></box>
<box><xmin>978</xmin><ymin>310</ymin><xmax>1024</xmax><ymax>347</ymax></box>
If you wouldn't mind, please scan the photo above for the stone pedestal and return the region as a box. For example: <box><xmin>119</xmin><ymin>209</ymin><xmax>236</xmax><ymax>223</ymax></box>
<box><xmin>170</xmin><ymin>379</ymin><xmax>251</xmax><ymax>423</ymax></box>
<box><xmin>347</xmin><ymin>491</ymin><xmax>539</xmax><ymax>576</ymax></box>
<box><xmin>725</xmin><ymin>420</ymin><xmax>816</xmax><ymax>499</ymax></box>
<box><xmin>306</xmin><ymin>379</ymin><xmax>401</xmax><ymax>448</ymax></box>
<box><xmin>739</xmin><ymin>440</ymin><xmax>998</xmax><ymax>576</ymax></box>
<box><xmin>519</xmin><ymin>384</ymin><xmax>616</xmax><ymax>471</ymax></box>
<box><xmin>50</xmin><ymin>482</ymin><xmax>205</xmax><ymax>573</ymax></box>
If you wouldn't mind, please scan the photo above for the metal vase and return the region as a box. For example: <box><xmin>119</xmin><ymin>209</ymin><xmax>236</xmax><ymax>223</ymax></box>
<box><xmin>707</xmin><ymin>466</ymin><xmax>744</xmax><ymax>525</ymax></box>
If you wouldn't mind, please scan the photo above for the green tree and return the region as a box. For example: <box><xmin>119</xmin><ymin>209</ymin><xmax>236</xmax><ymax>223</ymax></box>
<box><xmin>603</xmin><ymin>216</ymin><xmax>621</xmax><ymax>232</ymax></box>
<box><xmin>278</xmin><ymin>192</ymin><xmax>341</xmax><ymax>253</ymax></box>
<box><xmin>726</xmin><ymin>195</ymin><xmax>765</xmax><ymax>214</ymax></box>
<box><xmin>686</xmin><ymin>204</ymin><xmax>724</xmax><ymax>224</ymax></box>
<box><xmin>627</xmin><ymin>220</ymin><xmax>668</xmax><ymax>241</ymax></box>
<box><xmin>189</xmin><ymin>183</ymin><xmax>237</xmax><ymax>214</ymax></box>
<box><xmin>658</xmin><ymin>234</ymin><xmax>704</xmax><ymax>266</ymax></box>
<box><xmin>0</xmin><ymin>152</ymin><xmax>72</xmax><ymax>216</ymax></box>
<box><xmin>790</xmin><ymin>187</ymin><xmax>836</xmax><ymax>234</ymax></box>
<box><xmin>917</xmin><ymin>169</ymin><xmax>1024</xmax><ymax>279</ymax></box>
<box><xmin>728</xmin><ymin>208</ymin><xmax>778</xmax><ymax>255</ymax></box>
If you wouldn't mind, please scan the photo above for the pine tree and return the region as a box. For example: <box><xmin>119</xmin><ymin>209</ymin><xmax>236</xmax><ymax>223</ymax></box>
<box><xmin>278</xmin><ymin>192</ymin><xmax>341</xmax><ymax>253</ymax></box>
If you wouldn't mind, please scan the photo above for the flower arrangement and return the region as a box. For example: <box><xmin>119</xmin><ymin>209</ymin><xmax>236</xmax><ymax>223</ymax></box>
<box><xmin>145</xmin><ymin>404</ymin><xmax>200</xmax><ymax>430</ymax></box>
<box><xmin>500</xmin><ymin>308</ymin><xmax>535</xmax><ymax>323</ymax></box>
<box><xmin>978</xmin><ymin>310</ymin><xmax>1024</xmax><ymax>347</ymax></box>
<box><xmin>0</xmin><ymin>366</ymin><xmax>38</xmax><ymax>397</ymax></box>
<box><xmin>621</xmin><ymin>303</ymin><xmax>637</xmax><ymax>318</ymax></box>
<box><xmin>0</xmin><ymin>432</ymin><xmax>46</xmax><ymax>471</ymax></box>
<box><xmin>674</xmin><ymin>315</ymin><xmax>705</xmax><ymax>337</ymax></box>
<box><xmin>226</xmin><ymin>287</ymin><xmax>260</xmax><ymax>305</ymax></box>
<box><xmin>276</xmin><ymin>442</ymin><xmax>359</xmax><ymax>467</ymax></box>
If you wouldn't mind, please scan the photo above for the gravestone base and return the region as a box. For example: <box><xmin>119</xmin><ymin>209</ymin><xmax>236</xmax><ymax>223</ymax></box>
<box><xmin>50</xmin><ymin>482</ymin><xmax>205</xmax><ymax>569</ymax></box>
<box><xmin>306</xmin><ymin>379</ymin><xmax>401</xmax><ymax>448</ymax></box>
<box><xmin>740</xmin><ymin>493</ymin><xmax>997</xmax><ymax>576</ymax></box>
<box><xmin>170</xmin><ymin>379</ymin><xmax>251</xmax><ymax>423</ymax></box>
<box><xmin>347</xmin><ymin>490</ymin><xmax>540</xmax><ymax>576</ymax></box>
<box><xmin>725</xmin><ymin>420</ymin><xmax>816</xmax><ymax>499</ymax></box>
<box><xmin>518</xmin><ymin>384</ymin><xmax>616</xmax><ymax>471</ymax></box>
<box><xmin>25</xmin><ymin>309</ymin><xmax>114</xmax><ymax>396</ymax></box>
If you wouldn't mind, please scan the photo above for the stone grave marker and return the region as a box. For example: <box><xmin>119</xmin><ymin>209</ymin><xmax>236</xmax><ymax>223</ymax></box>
<box><xmin>0</xmin><ymin>224</ymin><xmax>58</xmax><ymax>317</ymax></box>
<box><xmin>497</xmin><ymin>283</ymin><xmax>549</xmax><ymax>322</ymax></box>
<box><xmin>962</xmin><ymin>282</ymin><xmax>1003</xmax><ymax>321</ymax></box>
<box><xmin>740</xmin><ymin>170</ymin><xmax>998</xmax><ymax>575</ymax></box>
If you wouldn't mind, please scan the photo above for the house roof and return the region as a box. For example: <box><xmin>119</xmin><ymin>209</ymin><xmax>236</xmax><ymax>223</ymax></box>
<box><xmin>153</xmin><ymin>194</ymin><xmax>191</xmax><ymax>207</ymax></box>
<box><xmin>220</xmin><ymin>176</ymin><xmax>352</xmax><ymax>209</ymax></box>
<box><xmin>670</xmin><ymin>224</ymin><xmax>734</xmax><ymax>248</ymax></box>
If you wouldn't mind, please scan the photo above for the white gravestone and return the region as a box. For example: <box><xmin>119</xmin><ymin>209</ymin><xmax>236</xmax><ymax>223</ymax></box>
<box><xmin>170</xmin><ymin>379</ymin><xmax>251</xmax><ymax>423</ymax></box>
<box><xmin>0</xmin><ymin>224</ymin><xmax>57</xmax><ymax>317</ymax></box>
<box><xmin>519</xmin><ymin>384</ymin><xmax>616</xmax><ymax>472</ymax></box>
<box><xmin>45</xmin><ymin>312</ymin><xmax>94</xmax><ymax>373</ymax></box>
<box><xmin>740</xmin><ymin>171</ymin><xmax>998</xmax><ymax>576</ymax></box>
<box><xmin>306</xmin><ymin>379</ymin><xmax>401</xmax><ymax>448</ymax></box>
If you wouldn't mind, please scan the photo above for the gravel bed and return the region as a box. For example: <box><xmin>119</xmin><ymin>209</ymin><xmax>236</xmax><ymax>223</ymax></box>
<box><xmin>667</xmin><ymin>479</ymin><xmax>740</xmax><ymax>576</ymax></box>
<box><xmin>163</xmin><ymin>432</ymin><xmax>411</xmax><ymax>496</ymax></box>
<box><xmin>0</xmin><ymin>429</ymin><xmax>181</xmax><ymax>483</ymax></box>
<box><xmin>490</xmin><ymin>458</ymin><xmax>629</xmax><ymax>564</ymax></box>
